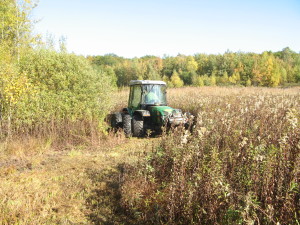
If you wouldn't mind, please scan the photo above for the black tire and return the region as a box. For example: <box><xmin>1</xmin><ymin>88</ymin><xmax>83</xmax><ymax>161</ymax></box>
<box><xmin>111</xmin><ymin>113</ymin><xmax>122</xmax><ymax>129</ymax></box>
<box><xmin>132</xmin><ymin>114</ymin><xmax>144</xmax><ymax>137</ymax></box>
<box><xmin>122</xmin><ymin>113</ymin><xmax>132</xmax><ymax>137</ymax></box>
<box><xmin>111</xmin><ymin>114</ymin><xmax>117</xmax><ymax>128</ymax></box>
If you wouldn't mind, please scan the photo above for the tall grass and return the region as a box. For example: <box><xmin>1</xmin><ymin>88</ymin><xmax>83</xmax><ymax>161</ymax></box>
<box><xmin>121</xmin><ymin>87</ymin><xmax>300</xmax><ymax>224</ymax></box>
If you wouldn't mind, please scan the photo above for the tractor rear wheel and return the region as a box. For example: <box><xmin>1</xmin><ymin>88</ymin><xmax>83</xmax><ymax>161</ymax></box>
<box><xmin>132</xmin><ymin>114</ymin><xmax>144</xmax><ymax>137</ymax></box>
<box><xmin>111</xmin><ymin>113</ymin><xmax>122</xmax><ymax>129</ymax></box>
<box><xmin>122</xmin><ymin>113</ymin><xmax>132</xmax><ymax>137</ymax></box>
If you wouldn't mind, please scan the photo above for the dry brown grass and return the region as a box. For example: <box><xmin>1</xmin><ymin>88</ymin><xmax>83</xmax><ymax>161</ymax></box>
<box><xmin>0</xmin><ymin>129</ymin><xmax>153</xmax><ymax>224</ymax></box>
<box><xmin>121</xmin><ymin>86</ymin><xmax>300</xmax><ymax>224</ymax></box>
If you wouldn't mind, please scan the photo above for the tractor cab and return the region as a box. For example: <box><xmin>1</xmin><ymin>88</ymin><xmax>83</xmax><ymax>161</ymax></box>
<box><xmin>128</xmin><ymin>80</ymin><xmax>167</xmax><ymax>114</ymax></box>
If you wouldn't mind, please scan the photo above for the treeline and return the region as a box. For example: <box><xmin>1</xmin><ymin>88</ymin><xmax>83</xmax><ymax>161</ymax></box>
<box><xmin>89</xmin><ymin>48</ymin><xmax>300</xmax><ymax>87</ymax></box>
<box><xmin>0</xmin><ymin>0</ymin><xmax>114</xmax><ymax>137</ymax></box>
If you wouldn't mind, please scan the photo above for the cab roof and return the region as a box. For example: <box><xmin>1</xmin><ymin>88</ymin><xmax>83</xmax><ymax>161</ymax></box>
<box><xmin>129</xmin><ymin>80</ymin><xmax>166</xmax><ymax>86</ymax></box>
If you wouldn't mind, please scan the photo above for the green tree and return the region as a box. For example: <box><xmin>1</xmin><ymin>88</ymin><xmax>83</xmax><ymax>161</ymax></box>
<box><xmin>191</xmin><ymin>71</ymin><xmax>199</xmax><ymax>86</ymax></box>
<box><xmin>293</xmin><ymin>56</ymin><xmax>300</xmax><ymax>82</ymax></box>
<box><xmin>0</xmin><ymin>0</ymin><xmax>37</xmax><ymax>62</ymax></box>
<box><xmin>145</xmin><ymin>64</ymin><xmax>161</xmax><ymax>80</ymax></box>
<box><xmin>220</xmin><ymin>71</ymin><xmax>229</xmax><ymax>85</ymax></box>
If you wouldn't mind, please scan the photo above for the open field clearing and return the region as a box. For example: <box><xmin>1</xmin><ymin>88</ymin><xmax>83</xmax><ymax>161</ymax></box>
<box><xmin>0</xmin><ymin>86</ymin><xmax>299</xmax><ymax>224</ymax></box>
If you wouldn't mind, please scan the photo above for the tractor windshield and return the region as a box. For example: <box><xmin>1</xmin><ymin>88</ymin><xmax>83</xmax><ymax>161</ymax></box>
<box><xmin>142</xmin><ymin>84</ymin><xmax>167</xmax><ymax>105</ymax></box>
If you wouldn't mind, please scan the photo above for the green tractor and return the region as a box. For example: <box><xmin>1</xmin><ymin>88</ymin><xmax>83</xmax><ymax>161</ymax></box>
<box><xmin>111</xmin><ymin>80</ymin><xmax>193</xmax><ymax>137</ymax></box>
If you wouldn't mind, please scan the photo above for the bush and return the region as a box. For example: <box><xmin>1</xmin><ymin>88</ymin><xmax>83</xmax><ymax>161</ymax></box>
<box><xmin>0</xmin><ymin>49</ymin><xmax>114</xmax><ymax>137</ymax></box>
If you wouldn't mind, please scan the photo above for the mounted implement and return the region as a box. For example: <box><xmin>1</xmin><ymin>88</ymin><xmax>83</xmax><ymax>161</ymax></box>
<box><xmin>111</xmin><ymin>80</ymin><xmax>193</xmax><ymax>137</ymax></box>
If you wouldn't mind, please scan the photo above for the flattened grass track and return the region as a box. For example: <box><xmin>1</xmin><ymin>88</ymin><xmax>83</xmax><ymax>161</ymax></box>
<box><xmin>86</xmin><ymin>137</ymin><xmax>155</xmax><ymax>224</ymax></box>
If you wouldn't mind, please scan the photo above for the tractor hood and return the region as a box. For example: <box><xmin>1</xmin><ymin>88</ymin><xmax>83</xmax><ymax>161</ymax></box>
<box><xmin>148</xmin><ymin>106</ymin><xmax>186</xmax><ymax>126</ymax></box>
<box><xmin>149</xmin><ymin>106</ymin><xmax>174</xmax><ymax>116</ymax></box>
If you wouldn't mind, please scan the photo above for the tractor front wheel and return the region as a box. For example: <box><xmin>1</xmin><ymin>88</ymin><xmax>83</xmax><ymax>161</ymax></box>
<box><xmin>132</xmin><ymin>114</ymin><xmax>144</xmax><ymax>137</ymax></box>
<box><xmin>122</xmin><ymin>113</ymin><xmax>132</xmax><ymax>137</ymax></box>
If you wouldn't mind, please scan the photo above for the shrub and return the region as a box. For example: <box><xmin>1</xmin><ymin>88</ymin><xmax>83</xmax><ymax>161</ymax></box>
<box><xmin>0</xmin><ymin>49</ymin><xmax>114</xmax><ymax>137</ymax></box>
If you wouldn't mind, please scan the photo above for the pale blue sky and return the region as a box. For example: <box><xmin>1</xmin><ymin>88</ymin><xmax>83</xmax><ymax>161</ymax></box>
<box><xmin>33</xmin><ymin>0</ymin><xmax>300</xmax><ymax>58</ymax></box>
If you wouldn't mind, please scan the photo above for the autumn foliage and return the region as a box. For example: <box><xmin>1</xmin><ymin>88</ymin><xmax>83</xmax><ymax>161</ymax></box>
<box><xmin>89</xmin><ymin>49</ymin><xmax>300</xmax><ymax>88</ymax></box>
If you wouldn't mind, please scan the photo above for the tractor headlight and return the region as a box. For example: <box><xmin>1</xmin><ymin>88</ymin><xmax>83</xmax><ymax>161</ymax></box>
<box><xmin>172</xmin><ymin>109</ymin><xmax>183</xmax><ymax>117</ymax></box>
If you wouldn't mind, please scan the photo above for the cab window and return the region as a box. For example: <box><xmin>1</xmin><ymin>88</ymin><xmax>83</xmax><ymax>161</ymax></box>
<box><xmin>130</xmin><ymin>85</ymin><xmax>142</xmax><ymax>109</ymax></box>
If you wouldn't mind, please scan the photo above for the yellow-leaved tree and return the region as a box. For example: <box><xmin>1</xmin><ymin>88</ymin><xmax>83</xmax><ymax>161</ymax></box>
<box><xmin>170</xmin><ymin>70</ymin><xmax>184</xmax><ymax>87</ymax></box>
<box><xmin>0</xmin><ymin>0</ymin><xmax>37</xmax><ymax>136</ymax></box>
<box><xmin>185</xmin><ymin>56</ymin><xmax>198</xmax><ymax>72</ymax></box>
<box><xmin>252</xmin><ymin>52</ymin><xmax>281</xmax><ymax>87</ymax></box>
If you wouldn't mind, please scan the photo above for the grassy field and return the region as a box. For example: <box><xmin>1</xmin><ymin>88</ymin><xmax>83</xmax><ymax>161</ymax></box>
<box><xmin>0</xmin><ymin>86</ymin><xmax>299</xmax><ymax>224</ymax></box>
